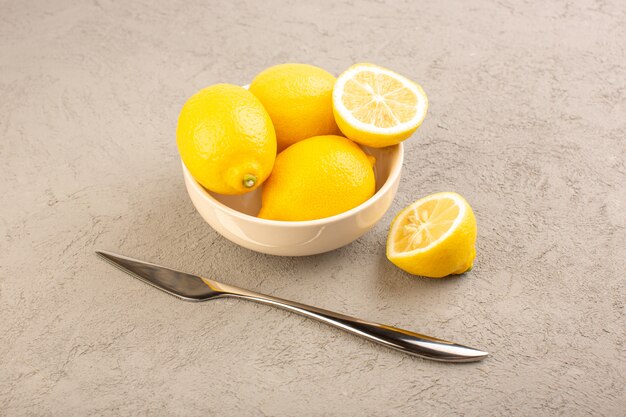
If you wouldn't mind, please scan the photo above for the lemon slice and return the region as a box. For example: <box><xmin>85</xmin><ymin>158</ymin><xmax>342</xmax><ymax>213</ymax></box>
<box><xmin>332</xmin><ymin>63</ymin><xmax>428</xmax><ymax>148</ymax></box>
<box><xmin>386</xmin><ymin>192</ymin><xmax>477</xmax><ymax>278</ymax></box>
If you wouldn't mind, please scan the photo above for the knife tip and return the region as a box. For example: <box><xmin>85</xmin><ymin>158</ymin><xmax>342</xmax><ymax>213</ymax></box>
<box><xmin>95</xmin><ymin>250</ymin><xmax>117</xmax><ymax>261</ymax></box>
<box><xmin>468</xmin><ymin>349</ymin><xmax>489</xmax><ymax>361</ymax></box>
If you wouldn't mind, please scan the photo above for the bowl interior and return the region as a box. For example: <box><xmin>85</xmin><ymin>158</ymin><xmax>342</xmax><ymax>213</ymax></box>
<box><xmin>207</xmin><ymin>144</ymin><xmax>401</xmax><ymax>217</ymax></box>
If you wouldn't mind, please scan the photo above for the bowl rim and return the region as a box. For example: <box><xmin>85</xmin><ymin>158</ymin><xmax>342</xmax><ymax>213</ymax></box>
<box><xmin>183</xmin><ymin>142</ymin><xmax>403</xmax><ymax>228</ymax></box>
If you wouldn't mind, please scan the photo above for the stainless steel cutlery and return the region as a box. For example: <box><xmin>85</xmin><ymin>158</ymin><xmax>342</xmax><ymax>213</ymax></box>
<box><xmin>97</xmin><ymin>251</ymin><xmax>488</xmax><ymax>363</ymax></box>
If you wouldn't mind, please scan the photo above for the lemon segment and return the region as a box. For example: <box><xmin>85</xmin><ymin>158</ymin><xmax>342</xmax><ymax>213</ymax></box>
<box><xmin>333</xmin><ymin>63</ymin><xmax>428</xmax><ymax>148</ymax></box>
<box><xmin>386</xmin><ymin>192</ymin><xmax>477</xmax><ymax>278</ymax></box>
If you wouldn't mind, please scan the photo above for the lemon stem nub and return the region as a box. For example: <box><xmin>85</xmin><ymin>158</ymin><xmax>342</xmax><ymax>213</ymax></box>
<box><xmin>243</xmin><ymin>174</ymin><xmax>257</xmax><ymax>188</ymax></box>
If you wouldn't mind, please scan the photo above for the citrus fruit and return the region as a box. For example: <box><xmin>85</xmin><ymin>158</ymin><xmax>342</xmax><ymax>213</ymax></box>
<box><xmin>177</xmin><ymin>84</ymin><xmax>276</xmax><ymax>195</ymax></box>
<box><xmin>258</xmin><ymin>135</ymin><xmax>375</xmax><ymax>221</ymax></box>
<box><xmin>333</xmin><ymin>63</ymin><xmax>428</xmax><ymax>148</ymax></box>
<box><xmin>249</xmin><ymin>63</ymin><xmax>341</xmax><ymax>151</ymax></box>
<box><xmin>386</xmin><ymin>192</ymin><xmax>477</xmax><ymax>278</ymax></box>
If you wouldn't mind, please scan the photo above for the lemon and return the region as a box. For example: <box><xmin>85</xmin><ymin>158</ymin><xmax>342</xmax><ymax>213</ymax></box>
<box><xmin>258</xmin><ymin>135</ymin><xmax>375</xmax><ymax>221</ymax></box>
<box><xmin>333</xmin><ymin>63</ymin><xmax>428</xmax><ymax>148</ymax></box>
<box><xmin>249</xmin><ymin>63</ymin><xmax>341</xmax><ymax>151</ymax></box>
<box><xmin>177</xmin><ymin>84</ymin><xmax>276</xmax><ymax>195</ymax></box>
<box><xmin>386</xmin><ymin>192</ymin><xmax>477</xmax><ymax>278</ymax></box>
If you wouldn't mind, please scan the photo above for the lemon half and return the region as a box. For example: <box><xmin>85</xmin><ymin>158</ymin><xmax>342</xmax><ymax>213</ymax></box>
<box><xmin>386</xmin><ymin>192</ymin><xmax>477</xmax><ymax>278</ymax></box>
<box><xmin>333</xmin><ymin>63</ymin><xmax>428</xmax><ymax>148</ymax></box>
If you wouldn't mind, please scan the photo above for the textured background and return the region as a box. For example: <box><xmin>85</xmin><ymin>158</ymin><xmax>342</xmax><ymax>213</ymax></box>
<box><xmin>1</xmin><ymin>0</ymin><xmax>625</xmax><ymax>415</ymax></box>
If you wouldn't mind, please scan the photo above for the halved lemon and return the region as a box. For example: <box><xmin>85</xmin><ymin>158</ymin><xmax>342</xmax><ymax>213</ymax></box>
<box><xmin>386</xmin><ymin>192</ymin><xmax>477</xmax><ymax>278</ymax></box>
<box><xmin>332</xmin><ymin>63</ymin><xmax>428</xmax><ymax>148</ymax></box>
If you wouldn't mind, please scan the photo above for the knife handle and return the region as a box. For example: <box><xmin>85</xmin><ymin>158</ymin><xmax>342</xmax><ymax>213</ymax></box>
<box><xmin>215</xmin><ymin>283</ymin><xmax>488</xmax><ymax>363</ymax></box>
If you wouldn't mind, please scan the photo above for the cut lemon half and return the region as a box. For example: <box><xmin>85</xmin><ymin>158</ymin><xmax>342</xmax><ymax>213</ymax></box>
<box><xmin>333</xmin><ymin>63</ymin><xmax>428</xmax><ymax>148</ymax></box>
<box><xmin>386</xmin><ymin>192</ymin><xmax>477</xmax><ymax>278</ymax></box>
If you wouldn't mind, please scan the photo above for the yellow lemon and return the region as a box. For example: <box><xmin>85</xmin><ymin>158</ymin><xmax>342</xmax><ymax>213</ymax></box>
<box><xmin>386</xmin><ymin>192</ymin><xmax>477</xmax><ymax>278</ymax></box>
<box><xmin>258</xmin><ymin>135</ymin><xmax>375</xmax><ymax>221</ymax></box>
<box><xmin>249</xmin><ymin>63</ymin><xmax>341</xmax><ymax>151</ymax></box>
<box><xmin>177</xmin><ymin>84</ymin><xmax>276</xmax><ymax>195</ymax></box>
<box><xmin>333</xmin><ymin>63</ymin><xmax>428</xmax><ymax>148</ymax></box>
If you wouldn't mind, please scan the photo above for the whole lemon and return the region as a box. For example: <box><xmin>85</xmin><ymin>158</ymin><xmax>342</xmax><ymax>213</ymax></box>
<box><xmin>177</xmin><ymin>84</ymin><xmax>276</xmax><ymax>195</ymax></box>
<box><xmin>258</xmin><ymin>135</ymin><xmax>376</xmax><ymax>221</ymax></box>
<box><xmin>249</xmin><ymin>63</ymin><xmax>341</xmax><ymax>151</ymax></box>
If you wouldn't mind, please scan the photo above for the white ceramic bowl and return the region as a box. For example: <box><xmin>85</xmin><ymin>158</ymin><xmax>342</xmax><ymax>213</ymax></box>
<box><xmin>182</xmin><ymin>143</ymin><xmax>403</xmax><ymax>256</ymax></box>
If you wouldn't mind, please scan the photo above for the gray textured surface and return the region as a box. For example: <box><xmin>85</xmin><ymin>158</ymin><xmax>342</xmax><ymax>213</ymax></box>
<box><xmin>1</xmin><ymin>0</ymin><xmax>625</xmax><ymax>415</ymax></box>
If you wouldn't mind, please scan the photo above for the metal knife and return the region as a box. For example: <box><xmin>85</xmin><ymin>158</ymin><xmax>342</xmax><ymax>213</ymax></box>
<box><xmin>96</xmin><ymin>251</ymin><xmax>488</xmax><ymax>363</ymax></box>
